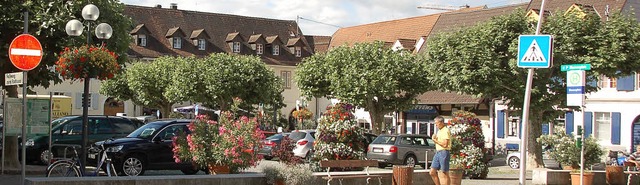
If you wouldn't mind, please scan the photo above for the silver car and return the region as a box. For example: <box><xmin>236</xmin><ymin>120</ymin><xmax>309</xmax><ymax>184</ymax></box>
<box><xmin>289</xmin><ymin>130</ymin><xmax>316</xmax><ymax>160</ymax></box>
<box><xmin>366</xmin><ymin>134</ymin><xmax>436</xmax><ymax>169</ymax></box>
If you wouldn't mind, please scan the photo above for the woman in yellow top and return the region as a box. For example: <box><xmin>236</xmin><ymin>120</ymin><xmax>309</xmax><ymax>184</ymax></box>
<box><xmin>429</xmin><ymin>116</ymin><xmax>451</xmax><ymax>185</ymax></box>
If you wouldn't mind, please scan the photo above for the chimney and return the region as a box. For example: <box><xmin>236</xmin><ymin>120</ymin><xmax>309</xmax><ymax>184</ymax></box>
<box><xmin>170</xmin><ymin>3</ymin><xmax>177</xmax><ymax>10</ymax></box>
<box><xmin>155</xmin><ymin>4</ymin><xmax>162</xmax><ymax>8</ymax></box>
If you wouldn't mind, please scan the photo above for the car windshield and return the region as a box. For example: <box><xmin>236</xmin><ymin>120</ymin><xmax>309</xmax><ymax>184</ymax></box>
<box><xmin>372</xmin><ymin>136</ymin><xmax>396</xmax><ymax>144</ymax></box>
<box><xmin>126</xmin><ymin>122</ymin><xmax>165</xmax><ymax>139</ymax></box>
<box><xmin>289</xmin><ymin>132</ymin><xmax>306</xmax><ymax>141</ymax></box>
<box><xmin>51</xmin><ymin>116</ymin><xmax>74</xmax><ymax>128</ymax></box>
<box><xmin>266</xmin><ymin>134</ymin><xmax>284</xmax><ymax>140</ymax></box>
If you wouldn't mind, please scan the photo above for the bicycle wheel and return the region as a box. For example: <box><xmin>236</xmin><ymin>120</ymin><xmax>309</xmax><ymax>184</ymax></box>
<box><xmin>46</xmin><ymin>161</ymin><xmax>81</xmax><ymax>177</ymax></box>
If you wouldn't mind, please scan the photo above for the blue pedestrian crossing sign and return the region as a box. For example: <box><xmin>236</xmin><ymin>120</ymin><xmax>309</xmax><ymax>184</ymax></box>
<box><xmin>517</xmin><ymin>35</ymin><xmax>553</xmax><ymax>68</ymax></box>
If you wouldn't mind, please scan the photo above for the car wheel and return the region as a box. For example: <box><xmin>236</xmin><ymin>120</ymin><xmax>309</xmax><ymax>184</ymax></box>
<box><xmin>378</xmin><ymin>162</ymin><xmax>387</xmax><ymax>169</ymax></box>
<box><xmin>264</xmin><ymin>156</ymin><xmax>273</xmax><ymax>160</ymax></box>
<box><xmin>508</xmin><ymin>156</ymin><xmax>520</xmax><ymax>169</ymax></box>
<box><xmin>181</xmin><ymin>168</ymin><xmax>199</xmax><ymax>175</ymax></box>
<box><xmin>404</xmin><ymin>155</ymin><xmax>417</xmax><ymax>167</ymax></box>
<box><xmin>121</xmin><ymin>155</ymin><xmax>145</xmax><ymax>176</ymax></box>
<box><xmin>39</xmin><ymin>149</ymin><xmax>52</xmax><ymax>165</ymax></box>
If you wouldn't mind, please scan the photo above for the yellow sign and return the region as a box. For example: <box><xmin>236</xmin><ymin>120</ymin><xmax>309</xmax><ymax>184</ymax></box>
<box><xmin>51</xmin><ymin>97</ymin><xmax>72</xmax><ymax>119</ymax></box>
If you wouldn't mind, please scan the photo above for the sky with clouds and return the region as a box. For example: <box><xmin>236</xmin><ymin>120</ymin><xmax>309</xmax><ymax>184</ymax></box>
<box><xmin>120</xmin><ymin>0</ymin><xmax>529</xmax><ymax>36</ymax></box>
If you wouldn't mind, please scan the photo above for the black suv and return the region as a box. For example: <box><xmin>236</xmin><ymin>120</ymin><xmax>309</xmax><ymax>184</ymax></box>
<box><xmin>91</xmin><ymin>119</ymin><xmax>198</xmax><ymax>176</ymax></box>
<box><xmin>24</xmin><ymin>115</ymin><xmax>141</xmax><ymax>164</ymax></box>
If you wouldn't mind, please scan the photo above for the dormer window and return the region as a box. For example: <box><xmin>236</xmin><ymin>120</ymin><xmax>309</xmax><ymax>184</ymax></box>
<box><xmin>256</xmin><ymin>44</ymin><xmax>264</xmax><ymax>55</ymax></box>
<box><xmin>295</xmin><ymin>47</ymin><xmax>301</xmax><ymax>57</ymax></box>
<box><xmin>172</xmin><ymin>37</ymin><xmax>182</xmax><ymax>49</ymax></box>
<box><xmin>137</xmin><ymin>35</ymin><xmax>147</xmax><ymax>47</ymax></box>
<box><xmin>273</xmin><ymin>45</ymin><xmax>280</xmax><ymax>55</ymax></box>
<box><xmin>233</xmin><ymin>42</ymin><xmax>241</xmax><ymax>53</ymax></box>
<box><xmin>196</xmin><ymin>39</ymin><xmax>206</xmax><ymax>50</ymax></box>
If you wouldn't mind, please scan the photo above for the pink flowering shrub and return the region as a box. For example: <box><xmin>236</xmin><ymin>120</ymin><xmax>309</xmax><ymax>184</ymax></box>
<box><xmin>172</xmin><ymin>98</ymin><xmax>265</xmax><ymax>173</ymax></box>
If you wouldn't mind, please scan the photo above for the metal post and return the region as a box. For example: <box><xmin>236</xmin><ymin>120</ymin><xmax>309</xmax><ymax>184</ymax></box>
<box><xmin>48</xmin><ymin>92</ymin><xmax>53</xmax><ymax>166</ymax></box>
<box><xmin>519</xmin><ymin>1</ymin><xmax>546</xmax><ymax>185</ymax></box>
<box><xmin>1</xmin><ymin>89</ymin><xmax>5</xmax><ymax>175</ymax></box>
<box><xmin>21</xmin><ymin>10</ymin><xmax>29</xmax><ymax>185</ymax></box>
<box><xmin>81</xmin><ymin>76</ymin><xmax>90</xmax><ymax>174</ymax></box>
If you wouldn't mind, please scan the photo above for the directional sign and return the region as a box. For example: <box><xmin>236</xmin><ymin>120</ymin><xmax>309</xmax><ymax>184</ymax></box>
<box><xmin>517</xmin><ymin>35</ymin><xmax>553</xmax><ymax>68</ymax></box>
<box><xmin>567</xmin><ymin>70</ymin><xmax>585</xmax><ymax>106</ymax></box>
<box><xmin>561</xmin><ymin>64</ymin><xmax>591</xmax><ymax>71</ymax></box>
<box><xmin>9</xmin><ymin>34</ymin><xmax>43</xmax><ymax>71</ymax></box>
<box><xmin>5</xmin><ymin>72</ymin><xmax>23</xmax><ymax>86</ymax></box>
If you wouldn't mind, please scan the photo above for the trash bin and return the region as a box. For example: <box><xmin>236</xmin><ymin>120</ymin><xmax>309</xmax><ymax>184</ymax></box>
<box><xmin>392</xmin><ymin>165</ymin><xmax>413</xmax><ymax>185</ymax></box>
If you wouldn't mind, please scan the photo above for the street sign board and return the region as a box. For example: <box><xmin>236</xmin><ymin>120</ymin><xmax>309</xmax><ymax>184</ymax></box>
<box><xmin>517</xmin><ymin>35</ymin><xmax>553</xmax><ymax>68</ymax></box>
<box><xmin>561</xmin><ymin>64</ymin><xmax>591</xmax><ymax>71</ymax></box>
<box><xmin>9</xmin><ymin>34</ymin><xmax>43</xmax><ymax>71</ymax></box>
<box><xmin>567</xmin><ymin>70</ymin><xmax>585</xmax><ymax>106</ymax></box>
<box><xmin>5</xmin><ymin>72</ymin><xmax>23</xmax><ymax>86</ymax></box>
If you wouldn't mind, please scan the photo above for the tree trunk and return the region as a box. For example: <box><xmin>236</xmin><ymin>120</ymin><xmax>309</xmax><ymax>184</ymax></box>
<box><xmin>527</xmin><ymin>111</ymin><xmax>545</xmax><ymax>168</ymax></box>
<box><xmin>161</xmin><ymin>104</ymin><xmax>172</xmax><ymax>119</ymax></box>
<box><xmin>368</xmin><ymin>108</ymin><xmax>386</xmax><ymax>135</ymax></box>
<box><xmin>3</xmin><ymin>85</ymin><xmax>20</xmax><ymax>168</ymax></box>
<box><xmin>3</xmin><ymin>136</ymin><xmax>20</xmax><ymax>168</ymax></box>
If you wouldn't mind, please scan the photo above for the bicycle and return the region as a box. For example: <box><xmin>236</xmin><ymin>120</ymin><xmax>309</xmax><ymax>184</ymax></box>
<box><xmin>46</xmin><ymin>144</ymin><xmax>118</xmax><ymax>177</ymax></box>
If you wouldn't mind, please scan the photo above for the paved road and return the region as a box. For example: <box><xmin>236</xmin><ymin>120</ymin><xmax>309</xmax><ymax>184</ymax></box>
<box><xmin>0</xmin><ymin>158</ymin><xmax>533</xmax><ymax>185</ymax></box>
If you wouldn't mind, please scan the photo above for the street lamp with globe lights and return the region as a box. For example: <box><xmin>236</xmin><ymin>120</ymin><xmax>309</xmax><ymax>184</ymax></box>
<box><xmin>64</xmin><ymin>3</ymin><xmax>112</xmax><ymax>173</ymax></box>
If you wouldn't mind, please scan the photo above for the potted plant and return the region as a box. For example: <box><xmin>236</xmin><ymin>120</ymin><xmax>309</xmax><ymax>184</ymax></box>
<box><xmin>173</xmin><ymin>98</ymin><xmax>265</xmax><ymax>174</ymax></box>
<box><xmin>56</xmin><ymin>45</ymin><xmax>120</xmax><ymax>80</ymax></box>
<box><xmin>264</xmin><ymin>135</ymin><xmax>312</xmax><ymax>185</ymax></box>
<box><xmin>537</xmin><ymin>128</ymin><xmax>604</xmax><ymax>185</ymax></box>
<box><xmin>447</xmin><ymin>110</ymin><xmax>489</xmax><ymax>179</ymax></box>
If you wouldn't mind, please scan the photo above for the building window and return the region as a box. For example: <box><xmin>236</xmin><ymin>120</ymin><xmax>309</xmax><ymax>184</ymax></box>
<box><xmin>173</xmin><ymin>37</ymin><xmax>182</xmax><ymax>49</ymax></box>
<box><xmin>256</xmin><ymin>44</ymin><xmax>264</xmax><ymax>55</ymax></box>
<box><xmin>233</xmin><ymin>42</ymin><xmax>241</xmax><ymax>53</ymax></box>
<box><xmin>198</xmin><ymin>39</ymin><xmax>206</xmax><ymax>50</ymax></box>
<box><xmin>295</xmin><ymin>47</ymin><xmax>302</xmax><ymax>57</ymax></box>
<box><xmin>137</xmin><ymin>35</ymin><xmax>147</xmax><ymax>47</ymax></box>
<box><xmin>281</xmin><ymin>71</ymin><xmax>291</xmax><ymax>89</ymax></box>
<box><xmin>598</xmin><ymin>75</ymin><xmax>616</xmax><ymax>88</ymax></box>
<box><xmin>53</xmin><ymin>91</ymin><xmax>66</xmax><ymax>96</ymax></box>
<box><xmin>507</xmin><ymin>117</ymin><xmax>519</xmax><ymax>137</ymax></box>
<box><xmin>594</xmin><ymin>112</ymin><xmax>611</xmax><ymax>143</ymax></box>
<box><xmin>273</xmin><ymin>45</ymin><xmax>280</xmax><ymax>55</ymax></box>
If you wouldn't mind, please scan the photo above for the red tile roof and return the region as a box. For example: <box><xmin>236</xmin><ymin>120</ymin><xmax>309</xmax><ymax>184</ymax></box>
<box><xmin>329</xmin><ymin>14</ymin><xmax>441</xmax><ymax>49</ymax></box>
<box><xmin>416</xmin><ymin>91</ymin><xmax>483</xmax><ymax>104</ymax></box>
<box><xmin>124</xmin><ymin>5</ymin><xmax>312</xmax><ymax>66</ymax></box>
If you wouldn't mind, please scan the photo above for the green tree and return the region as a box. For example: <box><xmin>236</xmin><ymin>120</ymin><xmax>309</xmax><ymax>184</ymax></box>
<box><xmin>124</xmin><ymin>57</ymin><xmax>185</xmax><ymax>118</ymax></box>
<box><xmin>295</xmin><ymin>41</ymin><xmax>432</xmax><ymax>134</ymax></box>
<box><xmin>166</xmin><ymin>53</ymin><xmax>284</xmax><ymax>111</ymax></box>
<box><xmin>424</xmin><ymin>10</ymin><xmax>640</xmax><ymax>167</ymax></box>
<box><xmin>1</xmin><ymin>0</ymin><xmax>132</xmax><ymax>168</ymax></box>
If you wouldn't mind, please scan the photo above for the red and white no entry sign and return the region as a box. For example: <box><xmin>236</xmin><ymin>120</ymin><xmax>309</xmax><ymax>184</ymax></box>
<box><xmin>9</xmin><ymin>34</ymin><xmax>43</xmax><ymax>71</ymax></box>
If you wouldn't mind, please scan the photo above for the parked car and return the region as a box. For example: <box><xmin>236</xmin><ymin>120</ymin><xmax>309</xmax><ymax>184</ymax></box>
<box><xmin>289</xmin><ymin>130</ymin><xmax>316</xmax><ymax>160</ymax></box>
<box><xmin>366</xmin><ymin>134</ymin><xmax>436</xmax><ymax>169</ymax></box>
<box><xmin>258</xmin><ymin>132</ymin><xmax>290</xmax><ymax>160</ymax></box>
<box><xmin>90</xmin><ymin>119</ymin><xmax>199</xmax><ymax>176</ymax></box>
<box><xmin>24</xmin><ymin>115</ymin><xmax>141</xmax><ymax>164</ymax></box>
<box><xmin>506</xmin><ymin>152</ymin><xmax>561</xmax><ymax>169</ymax></box>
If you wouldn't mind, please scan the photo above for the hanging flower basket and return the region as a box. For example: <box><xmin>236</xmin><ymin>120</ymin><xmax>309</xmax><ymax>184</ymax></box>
<box><xmin>292</xmin><ymin>108</ymin><xmax>313</xmax><ymax>120</ymax></box>
<box><xmin>55</xmin><ymin>45</ymin><xmax>120</xmax><ymax>80</ymax></box>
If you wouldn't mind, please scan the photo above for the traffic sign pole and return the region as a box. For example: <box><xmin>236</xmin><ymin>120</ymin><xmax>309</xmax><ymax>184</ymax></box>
<box><xmin>20</xmin><ymin>11</ymin><xmax>28</xmax><ymax>185</ymax></box>
<box><xmin>520</xmin><ymin>1</ymin><xmax>547</xmax><ymax>185</ymax></box>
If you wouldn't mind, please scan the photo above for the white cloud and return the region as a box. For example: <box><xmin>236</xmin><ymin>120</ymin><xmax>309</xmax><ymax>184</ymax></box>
<box><xmin>120</xmin><ymin>0</ymin><xmax>527</xmax><ymax>36</ymax></box>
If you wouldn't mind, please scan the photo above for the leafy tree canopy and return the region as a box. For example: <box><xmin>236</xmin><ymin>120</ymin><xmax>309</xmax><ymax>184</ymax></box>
<box><xmin>0</xmin><ymin>0</ymin><xmax>132</xmax><ymax>95</ymax></box>
<box><xmin>296</xmin><ymin>41</ymin><xmax>432</xmax><ymax>134</ymax></box>
<box><xmin>424</xmin><ymin>9</ymin><xmax>640</xmax><ymax>167</ymax></box>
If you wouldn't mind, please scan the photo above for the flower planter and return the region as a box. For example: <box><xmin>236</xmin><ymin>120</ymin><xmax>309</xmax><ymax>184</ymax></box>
<box><xmin>448</xmin><ymin>168</ymin><xmax>465</xmax><ymax>185</ymax></box>
<box><xmin>570</xmin><ymin>172</ymin><xmax>594</xmax><ymax>185</ymax></box>
<box><xmin>207</xmin><ymin>165</ymin><xmax>230</xmax><ymax>175</ymax></box>
<box><xmin>605</xmin><ymin>165</ymin><xmax>624</xmax><ymax>185</ymax></box>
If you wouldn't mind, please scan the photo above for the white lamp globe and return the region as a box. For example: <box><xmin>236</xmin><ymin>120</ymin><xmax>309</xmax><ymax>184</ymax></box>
<box><xmin>65</xmin><ymin>19</ymin><xmax>84</xmax><ymax>36</ymax></box>
<box><xmin>82</xmin><ymin>4</ymin><xmax>100</xmax><ymax>21</ymax></box>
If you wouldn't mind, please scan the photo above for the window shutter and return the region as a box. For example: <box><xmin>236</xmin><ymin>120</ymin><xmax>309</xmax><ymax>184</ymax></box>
<box><xmin>566</xmin><ymin>112</ymin><xmax>574</xmax><ymax>135</ymax></box>
<box><xmin>616</xmin><ymin>75</ymin><xmax>635</xmax><ymax>91</ymax></box>
<box><xmin>75</xmin><ymin>93</ymin><xmax>82</xmax><ymax>109</ymax></box>
<box><xmin>497</xmin><ymin>110</ymin><xmax>505</xmax><ymax>138</ymax></box>
<box><xmin>91</xmin><ymin>94</ymin><xmax>100</xmax><ymax>110</ymax></box>
<box><xmin>519</xmin><ymin>119</ymin><xmax>523</xmax><ymax>139</ymax></box>
<box><xmin>612</xmin><ymin>112</ymin><xmax>621</xmax><ymax>145</ymax></box>
<box><xmin>584</xmin><ymin>112</ymin><xmax>593</xmax><ymax>138</ymax></box>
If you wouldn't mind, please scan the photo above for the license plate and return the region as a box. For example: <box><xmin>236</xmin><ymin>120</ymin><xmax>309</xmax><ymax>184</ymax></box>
<box><xmin>88</xmin><ymin>154</ymin><xmax>96</xmax><ymax>159</ymax></box>
<box><xmin>373</xmin><ymin>148</ymin><xmax>383</xmax><ymax>153</ymax></box>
